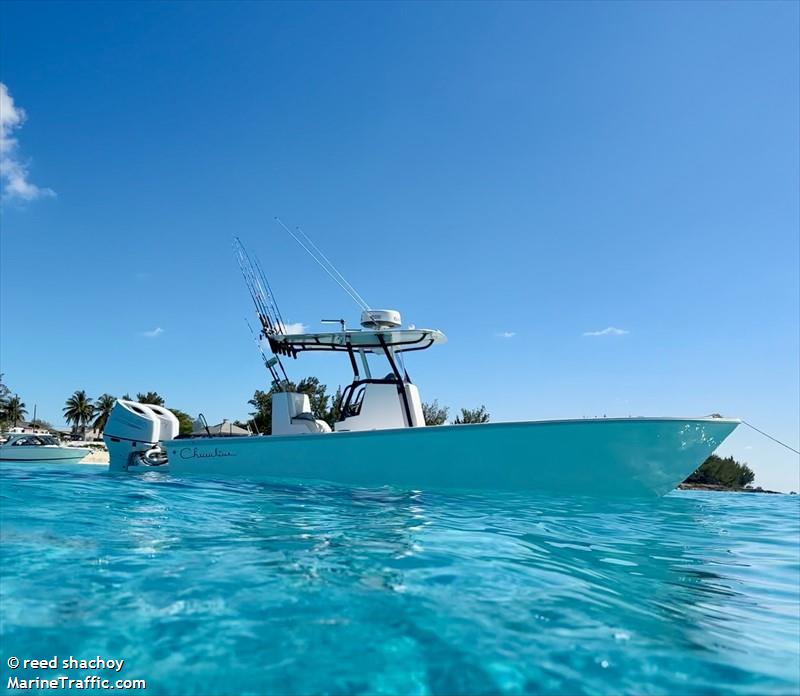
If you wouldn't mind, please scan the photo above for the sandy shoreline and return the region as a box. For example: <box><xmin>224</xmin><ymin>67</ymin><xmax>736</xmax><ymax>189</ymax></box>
<box><xmin>79</xmin><ymin>450</ymin><xmax>109</xmax><ymax>465</ymax></box>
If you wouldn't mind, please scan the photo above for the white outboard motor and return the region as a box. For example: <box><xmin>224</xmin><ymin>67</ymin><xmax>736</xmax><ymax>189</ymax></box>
<box><xmin>144</xmin><ymin>404</ymin><xmax>180</xmax><ymax>441</ymax></box>
<box><xmin>103</xmin><ymin>400</ymin><xmax>175</xmax><ymax>471</ymax></box>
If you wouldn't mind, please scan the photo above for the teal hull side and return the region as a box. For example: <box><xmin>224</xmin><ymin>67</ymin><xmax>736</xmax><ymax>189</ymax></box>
<box><xmin>161</xmin><ymin>418</ymin><xmax>739</xmax><ymax>496</ymax></box>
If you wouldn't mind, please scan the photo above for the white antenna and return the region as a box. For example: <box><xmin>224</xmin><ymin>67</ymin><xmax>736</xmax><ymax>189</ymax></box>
<box><xmin>274</xmin><ymin>217</ymin><xmax>371</xmax><ymax>311</ymax></box>
<box><xmin>295</xmin><ymin>225</ymin><xmax>372</xmax><ymax>310</ymax></box>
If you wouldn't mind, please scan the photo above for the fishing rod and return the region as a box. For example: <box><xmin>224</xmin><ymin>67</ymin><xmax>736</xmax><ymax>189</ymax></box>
<box><xmin>239</xmin><ymin>240</ymin><xmax>287</xmax><ymax>335</ymax></box>
<box><xmin>234</xmin><ymin>240</ymin><xmax>269</xmax><ymax>331</ymax></box>
<box><xmin>253</xmin><ymin>255</ymin><xmax>287</xmax><ymax>331</ymax></box>
<box><xmin>234</xmin><ymin>237</ymin><xmax>285</xmax><ymax>334</ymax></box>
<box><xmin>245</xmin><ymin>318</ymin><xmax>289</xmax><ymax>387</ymax></box>
<box><xmin>234</xmin><ymin>237</ymin><xmax>292</xmax><ymax>389</ymax></box>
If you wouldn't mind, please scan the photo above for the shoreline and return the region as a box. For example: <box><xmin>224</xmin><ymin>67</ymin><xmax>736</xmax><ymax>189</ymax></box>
<box><xmin>678</xmin><ymin>482</ymin><xmax>785</xmax><ymax>495</ymax></box>
<box><xmin>79</xmin><ymin>450</ymin><xmax>109</xmax><ymax>465</ymax></box>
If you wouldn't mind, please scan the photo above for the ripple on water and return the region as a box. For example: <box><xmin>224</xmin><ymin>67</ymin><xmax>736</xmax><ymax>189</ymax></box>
<box><xmin>1</xmin><ymin>462</ymin><xmax>798</xmax><ymax>695</ymax></box>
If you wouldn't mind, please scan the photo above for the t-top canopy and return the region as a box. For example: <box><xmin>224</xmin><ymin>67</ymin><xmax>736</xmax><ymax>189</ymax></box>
<box><xmin>268</xmin><ymin>328</ymin><xmax>447</xmax><ymax>357</ymax></box>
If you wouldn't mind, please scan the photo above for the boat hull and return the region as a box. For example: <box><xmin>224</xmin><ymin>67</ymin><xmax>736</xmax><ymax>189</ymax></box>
<box><xmin>161</xmin><ymin>418</ymin><xmax>739</xmax><ymax>496</ymax></box>
<box><xmin>0</xmin><ymin>446</ymin><xmax>91</xmax><ymax>462</ymax></box>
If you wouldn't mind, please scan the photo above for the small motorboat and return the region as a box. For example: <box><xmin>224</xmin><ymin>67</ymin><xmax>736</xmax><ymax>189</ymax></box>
<box><xmin>102</xmin><ymin>234</ymin><xmax>740</xmax><ymax>497</ymax></box>
<box><xmin>0</xmin><ymin>433</ymin><xmax>91</xmax><ymax>462</ymax></box>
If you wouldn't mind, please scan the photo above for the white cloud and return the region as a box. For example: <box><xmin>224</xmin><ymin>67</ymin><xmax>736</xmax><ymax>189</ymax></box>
<box><xmin>256</xmin><ymin>323</ymin><xmax>306</xmax><ymax>352</ymax></box>
<box><xmin>281</xmin><ymin>322</ymin><xmax>307</xmax><ymax>334</ymax></box>
<box><xmin>583</xmin><ymin>327</ymin><xmax>629</xmax><ymax>337</ymax></box>
<box><xmin>496</xmin><ymin>331</ymin><xmax>516</xmax><ymax>339</ymax></box>
<box><xmin>0</xmin><ymin>83</ymin><xmax>55</xmax><ymax>201</ymax></box>
<box><xmin>142</xmin><ymin>327</ymin><xmax>164</xmax><ymax>338</ymax></box>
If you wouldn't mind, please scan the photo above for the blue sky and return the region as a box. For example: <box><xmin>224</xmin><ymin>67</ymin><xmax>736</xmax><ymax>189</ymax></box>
<box><xmin>1</xmin><ymin>1</ymin><xmax>798</xmax><ymax>490</ymax></box>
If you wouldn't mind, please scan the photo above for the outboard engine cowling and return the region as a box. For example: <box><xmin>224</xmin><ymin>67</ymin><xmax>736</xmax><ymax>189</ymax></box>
<box><xmin>145</xmin><ymin>404</ymin><xmax>180</xmax><ymax>441</ymax></box>
<box><xmin>103</xmin><ymin>400</ymin><xmax>167</xmax><ymax>471</ymax></box>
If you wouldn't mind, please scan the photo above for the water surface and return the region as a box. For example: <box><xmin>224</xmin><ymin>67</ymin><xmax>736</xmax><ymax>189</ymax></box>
<box><xmin>1</xmin><ymin>461</ymin><xmax>798</xmax><ymax>695</ymax></box>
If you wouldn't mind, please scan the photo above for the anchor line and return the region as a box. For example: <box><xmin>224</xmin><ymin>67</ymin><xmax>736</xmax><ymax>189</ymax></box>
<box><xmin>742</xmin><ymin>420</ymin><xmax>800</xmax><ymax>456</ymax></box>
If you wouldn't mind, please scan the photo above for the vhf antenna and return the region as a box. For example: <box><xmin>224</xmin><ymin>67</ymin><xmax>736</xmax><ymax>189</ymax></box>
<box><xmin>274</xmin><ymin>217</ymin><xmax>371</xmax><ymax>312</ymax></box>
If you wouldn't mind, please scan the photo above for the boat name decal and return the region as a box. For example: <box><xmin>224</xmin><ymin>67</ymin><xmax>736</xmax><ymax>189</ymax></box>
<box><xmin>179</xmin><ymin>447</ymin><xmax>236</xmax><ymax>460</ymax></box>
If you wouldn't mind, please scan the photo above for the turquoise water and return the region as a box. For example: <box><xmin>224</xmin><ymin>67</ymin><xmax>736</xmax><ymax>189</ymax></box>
<box><xmin>1</xmin><ymin>462</ymin><xmax>798</xmax><ymax>695</ymax></box>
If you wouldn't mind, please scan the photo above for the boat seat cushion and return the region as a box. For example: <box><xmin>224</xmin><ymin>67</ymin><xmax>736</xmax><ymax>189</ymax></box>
<box><xmin>291</xmin><ymin>414</ymin><xmax>332</xmax><ymax>433</ymax></box>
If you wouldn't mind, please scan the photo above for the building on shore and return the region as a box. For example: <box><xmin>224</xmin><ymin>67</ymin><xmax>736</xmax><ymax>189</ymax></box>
<box><xmin>57</xmin><ymin>427</ymin><xmax>102</xmax><ymax>442</ymax></box>
<box><xmin>5</xmin><ymin>421</ymin><xmax>103</xmax><ymax>441</ymax></box>
<box><xmin>190</xmin><ymin>419</ymin><xmax>251</xmax><ymax>437</ymax></box>
<box><xmin>5</xmin><ymin>421</ymin><xmax>58</xmax><ymax>436</ymax></box>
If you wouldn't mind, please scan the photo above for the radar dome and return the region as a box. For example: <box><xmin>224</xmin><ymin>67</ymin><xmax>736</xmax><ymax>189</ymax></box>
<box><xmin>360</xmin><ymin>309</ymin><xmax>402</xmax><ymax>330</ymax></box>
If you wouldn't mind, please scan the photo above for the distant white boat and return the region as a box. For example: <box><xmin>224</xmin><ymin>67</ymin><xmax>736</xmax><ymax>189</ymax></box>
<box><xmin>0</xmin><ymin>433</ymin><xmax>90</xmax><ymax>461</ymax></box>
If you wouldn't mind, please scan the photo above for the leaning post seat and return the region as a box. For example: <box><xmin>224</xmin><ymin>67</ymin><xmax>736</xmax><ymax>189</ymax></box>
<box><xmin>271</xmin><ymin>392</ymin><xmax>331</xmax><ymax>436</ymax></box>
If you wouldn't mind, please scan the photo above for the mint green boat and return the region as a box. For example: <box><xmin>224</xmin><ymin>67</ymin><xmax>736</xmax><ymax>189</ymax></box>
<box><xmin>103</xmin><ymin>237</ymin><xmax>739</xmax><ymax>496</ymax></box>
<box><xmin>104</xmin><ymin>311</ymin><xmax>738</xmax><ymax>496</ymax></box>
<box><xmin>159</xmin><ymin>416</ymin><xmax>738</xmax><ymax>497</ymax></box>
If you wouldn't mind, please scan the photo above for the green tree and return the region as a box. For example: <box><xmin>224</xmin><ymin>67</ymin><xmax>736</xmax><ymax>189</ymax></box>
<box><xmin>685</xmin><ymin>454</ymin><xmax>755</xmax><ymax>488</ymax></box>
<box><xmin>0</xmin><ymin>374</ymin><xmax>11</xmax><ymax>427</ymax></box>
<box><xmin>92</xmin><ymin>394</ymin><xmax>117</xmax><ymax>434</ymax></box>
<box><xmin>326</xmin><ymin>386</ymin><xmax>343</xmax><ymax>428</ymax></box>
<box><xmin>454</xmin><ymin>405</ymin><xmax>490</xmax><ymax>424</ymax></box>
<box><xmin>249</xmin><ymin>388</ymin><xmax>273</xmax><ymax>434</ymax></box>
<box><xmin>169</xmin><ymin>408</ymin><xmax>195</xmax><ymax>437</ymax></box>
<box><xmin>63</xmin><ymin>390</ymin><xmax>95</xmax><ymax>437</ymax></box>
<box><xmin>30</xmin><ymin>418</ymin><xmax>55</xmax><ymax>431</ymax></box>
<box><xmin>422</xmin><ymin>400</ymin><xmax>449</xmax><ymax>425</ymax></box>
<box><xmin>5</xmin><ymin>395</ymin><xmax>27</xmax><ymax>427</ymax></box>
<box><xmin>136</xmin><ymin>391</ymin><xmax>165</xmax><ymax>406</ymax></box>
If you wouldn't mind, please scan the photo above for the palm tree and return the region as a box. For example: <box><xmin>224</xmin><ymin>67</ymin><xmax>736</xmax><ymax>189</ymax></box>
<box><xmin>5</xmin><ymin>395</ymin><xmax>27</xmax><ymax>427</ymax></box>
<box><xmin>92</xmin><ymin>394</ymin><xmax>116</xmax><ymax>434</ymax></box>
<box><xmin>136</xmin><ymin>391</ymin><xmax>165</xmax><ymax>406</ymax></box>
<box><xmin>0</xmin><ymin>374</ymin><xmax>11</xmax><ymax>414</ymax></box>
<box><xmin>63</xmin><ymin>390</ymin><xmax>95</xmax><ymax>438</ymax></box>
